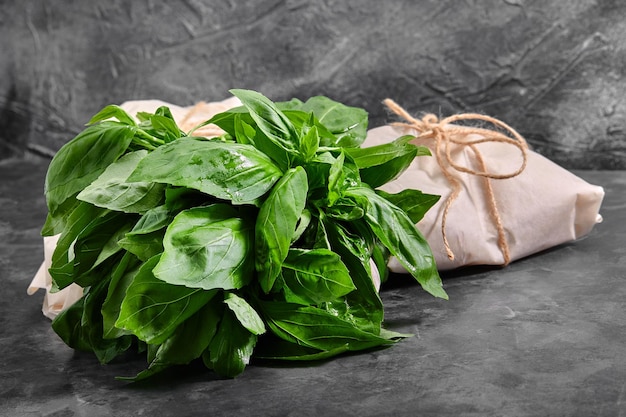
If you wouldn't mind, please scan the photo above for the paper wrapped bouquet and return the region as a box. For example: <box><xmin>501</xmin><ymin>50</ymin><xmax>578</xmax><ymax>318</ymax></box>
<box><xmin>28</xmin><ymin>91</ymin><xmax>604</xmax><ymax>380</ymax></box>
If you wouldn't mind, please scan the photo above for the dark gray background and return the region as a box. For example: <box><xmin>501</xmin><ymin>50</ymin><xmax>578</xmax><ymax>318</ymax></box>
<box><xmin>2</xmin><ymin>0</ymin><xmax>625</xmax><ymax>169</ymax></box>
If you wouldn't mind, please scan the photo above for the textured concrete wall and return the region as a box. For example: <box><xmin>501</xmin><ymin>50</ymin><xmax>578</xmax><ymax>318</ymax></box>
<box><xmin>1</xmin><ymin>0</ymin><xmax>625</xmax><ymax>169</ymax></box>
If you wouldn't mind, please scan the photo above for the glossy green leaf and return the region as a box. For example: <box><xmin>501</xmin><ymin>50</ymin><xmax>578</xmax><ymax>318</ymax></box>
<box><xmin>127</xmin><ymin>137</ymin><xmax>282</xmax><ymax>205</ymax></box>
<box><xmin>154</xmin><ymin>205</ymin><xmax>254</xmax><ymax>290</ymax></box>
<box><xmin>116</xmin><ymin>255</ymin><xmax>217</xmax><ymax>345</ymax></box>
<box><xmin>48</xmin><ymin>202</ymin><xmax>108</xmax><ymax>291</ymax></box>
<box><xmin>261</xmin><ymin>301</ymin><xmax>395</xmax><ymax>352</ymax></box>
<box><xmin>204</xmin><ymin>308</ymin><xmax>257</xmax><ymax>378</ymax></box>
<box><xmin>87</xmin><ymin>104</ymin><xmax>137</xmax><ymax>126</ymax></box>
<box><xmin>346</xmin><ymin>187</ymin><xmax>447</xmax><ymax>299</ymax></box>
<box><xmin>45</xmin><ymin>121</ymin><xmax>135</xmax><ymax>216</ymax></box>
<box><xmin>255</xmin><ymin>166</ymin><xmax>308</xmax><ymax>293</ymax></box>
<box><xmin>102</xmin><ymin>252</ymin><xmax>141</xmax><ymax>339</ymax></box>
<box><xmin>376</xmin><ymin>189</ymin><xmax>441</xmax><ymax>224</ymax></box>
<box><xmin>230</xmin><ymin>89</ymin><xmax>299</xmax><ymax>154</ymax></box>
<box><xmin>122</xmin><ymin>298</ymin><xmax>223</xmax><ymax>381</ymax></box>
<box><xmin>77</xmin><ymin>150</ymin><xmax>165</xmax><ymax>213</ymax></box>
<box><xmin>281</xmin><ymin>248</ymin><xmax>355</xmax><ymax>305</ymax></box>
<box><xmin>293</xmin><ymin>96</ymin><xmax>368</xmax><ymax>148</ymax></box>
<box><xmin>223</xmin><ymin>292</ymin><xmax>266</xmax><ymax>335</ymax></box>
<box><xmin>323</xmin><ymin>218</ymin><xmax>384</xmax><ymax>334</ymax></box>
<box><xmin>52</xmin><ymin>279</ymin><xmax>133</xmax><ymax>364</ymax></box>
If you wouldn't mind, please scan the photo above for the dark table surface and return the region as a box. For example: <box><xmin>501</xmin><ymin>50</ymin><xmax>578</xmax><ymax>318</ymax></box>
<box><xmin>1</xmin><ymin>157</ymin><xmax>624</xmax><ymax>417</ymax></box>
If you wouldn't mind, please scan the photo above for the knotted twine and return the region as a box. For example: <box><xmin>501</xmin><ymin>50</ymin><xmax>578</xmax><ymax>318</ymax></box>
<box><xmin>383</xmin><ymin>99</ymin><xmax>529</xmax><ymax>265</ymax></box>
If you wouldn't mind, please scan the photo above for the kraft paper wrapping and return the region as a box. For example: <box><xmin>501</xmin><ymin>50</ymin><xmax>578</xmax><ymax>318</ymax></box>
<box><xmin>364</xmin><ymin>125</ymin><xmax>605</xmax><ymax>271</ymax></box>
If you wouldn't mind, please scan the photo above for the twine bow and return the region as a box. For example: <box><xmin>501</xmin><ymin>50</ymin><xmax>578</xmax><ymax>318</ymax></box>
<box><xmin>383</xmin><ymin>99</ymin><xmax>529</xmax><ymax>265</ymax></box>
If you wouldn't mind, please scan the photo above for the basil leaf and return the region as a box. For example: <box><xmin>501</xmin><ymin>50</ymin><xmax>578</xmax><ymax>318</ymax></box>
<box><xmin>299</xmin><ymin>124</ymin><xmax>320</xmax><ymax>162</ymax></box>
<box><xmin>359</xmin><ymin>150</ymin><xmax>417</xmax><ymax>189</ymax></box>
<box><xmin>127</xmin><ymin>137</ymin><xmax>282</xmax><ymax>205</ymax></box>
<box><xmin>230</xmin><ymin>89</ymin><xmax>299</xmax><ymax>155</ymax></box>
<box><xmin>324</xmin><ymin>218</ymin><xmax>384</xmax><ymax>334</ymax></box>
<box><xmin>260</xmin><ymin>301</ymin><xmax>394</xmax><ymax>352</ymax></box>
<box><xmin>126</xmin><ymin>205</ymin><xmax>172</xmax><ymax>235</ymax></box>
<box><xmin>49</xmin><ymin>202</ymin><xmax>108</xmax><ymax>291</ymax></box>
<box><xmin>280</xmin><ymin>248</ymin><xmax>355</xmax><ymax>305</ymax></box>
<box><xmin>345</xmin><ymin>135</ymin><xmax>428</xmax><ymax>188</ymax></box>
<box><xmin>346</xmin><ymin>187</ymin><xmax>447</xmax><ymax>299</ymax></box>
<box><xmin>327</xmin><ymin>151</ymin><xmax>345</xmax><ymax>206</ymax></box>
<box><xmin>255</xmin><ymin>166</ymin><xmax>308</xmax><ymax>293</ymax></box>
<box><xmin>118</xmin><ymin>230</ymin><xmax>164</xmax><ymax>262</ymax></box>
<box><xmin>52</xmin><ymin>279</ymin><xmax>133</xmax><ymax>364</ymax></box>
<box><xmin>204</xmin><ymin>308</ymin><xmax>257</xmax><ymax>378</ymax></box>
<box><xmin>293</xmin><ymin>96</ymin><xmax>368</xmax><ymax>148</ymax></box>
<box><xmin>223</xmin><ymin>292</ymin><xmax>266</xmax><ymax>335</ymax></box>
<box><xmin>70</xmin><ymin>212</ymin><xmax>136</xmax><ymax>287</ymax></box>
<box><xmin>376</xmin><ymin>189</ymin><xmax>441</xmax><ymax>224</ymax></box>
<box><xmin>153</xmin><ymin>205</ymin><xmax>254</xmax><ymax>290</ymax></box>
<box><xmin>87</xmin><ymin>104</ymin><xmax>136</xmax><ymax>126</ymax></box>
<box><xmin>254</xmin><ymin>334</ymin><xmax>349</xmax><ymax>361</ymax></box>
<box><xmin>116</xmin><ymin>255</ymin><xmax>217</xmax><ymax>345</ymax></box>
<box><xmin>45</xmin><ymin>121</ymin><xmax>135</xmax><ymax>216</ymax></box>
<box><xmin>122</xmin><ymin>298</ymin><xmax>223</xmax><ymax>381</ymax></box>
<box><xmin>77</xmin><ymin>150</ymin><xmax>165</xmax><ymax>213</ymax></box>
<box><xmin>102</xmin><ymin>252</ymin><xmax>141</xmax><ymax>339</ymax></box>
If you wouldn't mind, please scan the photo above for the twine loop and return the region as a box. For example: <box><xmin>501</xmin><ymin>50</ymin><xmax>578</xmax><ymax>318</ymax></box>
<box><xmin>383</xmin><ymin>98</ymin><xmax>529</xmax><ymax>265</ymax></box>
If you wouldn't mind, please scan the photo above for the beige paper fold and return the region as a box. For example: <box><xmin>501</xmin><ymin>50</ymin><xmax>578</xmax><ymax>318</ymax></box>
<box><xmin>364</xmin><ymin>125</ymin><xmax>605</xmax><ymax>271</ymax></box>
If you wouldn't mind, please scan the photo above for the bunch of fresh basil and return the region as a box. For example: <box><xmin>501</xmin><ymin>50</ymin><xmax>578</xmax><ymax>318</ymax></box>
<box><xmin>42</xmin><ymin>89</ymin><xmax>446</xmax><ymax>380</ymax></box>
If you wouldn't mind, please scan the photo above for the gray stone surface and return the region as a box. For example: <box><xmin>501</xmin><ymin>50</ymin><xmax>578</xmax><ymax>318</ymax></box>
<box><xmin>1</xmin><ymin>159</ymin><xmax>624</xmax><ymax>416</ymax></box>
<box><xmin>2</xmin><ymin>0</ymin><xmax>626</xmax><ymax>168</ymax></box>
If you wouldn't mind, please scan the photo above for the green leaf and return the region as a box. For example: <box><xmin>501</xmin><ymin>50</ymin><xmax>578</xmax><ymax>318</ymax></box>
<box><xmin>359</xmin><ymin>151</ymin><xmax>417</xmax><ymax>189</ymax></box>
<box><xmin>345</xmin><ymin>135</ymin><xmax>415</xmax><ymax>168</ymax></box>
<box><xmin>345</xmin><ymin>135</ymin><xmax>422</xmax><ymax>188</ymax></box>
<box><xmin>255</xmin><ymin>166</ymin><xmax>308</xmax><ymax>293</ymax></box>
<box><xmin>299</xmin><ymin>124</ymin><xmax>320</xmax><ymax>162</ymax></box>
<box><xmin>45</xmin><ymin>121</ymin><xmax>135</xmax><ymax>216</ymax></box>
<box><xmin>127</xmin><ymin>137</ymin><xmax>283</xmax><ymax>205</ymax></box>
<box><xmin>102</xmin><ymin>252</ymin><xmax>141</xmax><ymax>339</ymax></box>
<box><xmin>204</xmin><ymin>308</ymin><xmax>257</xmax><ymax>378</ymax></box>
<box><xmin>292</xmin><ymin>96</ymin><xmax>369</xmax><ymax>148</ymax></box>
<box><xmin>149</xmin><ymin>113</ymin><xmax>185</xmax><ymax>142</ymax></box>
<box><xmin>260</xmin><ymin>301</ymin><xmax>395</xmax><ymax>352</ymax></box>
<box><xmin>346</xmin><ymin>187</ymin><xmax>447</xmax><ymax>299</ymax></box>
<box><xmin>52</xmin><ymin>279</ymin><xmax>134</xmax><ymax>364</ymax></box>
<box><xmin>87</xmin><ymin>104</ymin><xmax>137</xmax><ymax>126</ymax></box>
<box><xmin>376</xmin><ymin>189</ymin><xmax>441</xmax><ymax>224</ymax></box>
<box><xmin>323</xmin><ymin>218</ymin><xmax>384</xmax><ymax>334</ymax></box>
<box><xmin>153</xmin><ymin>205</ymin><xmax>254</xmax><ymax>290</ymax></box>
<box><xmin>118</xmin><ymin>230</ymin><xmax>165</xmax><ymax>262</ymax></box>
<box><xmin>223</xmin><ymin>292</ymin><xmax>266</xmax><ymax>335</ymax></box>
<box><xmin>233</xmin><ymin>113</ymin><xmax>256</xmax><ymax>145</ymax></box>
<box><xmin>121</xmin><ymin>298</ymin><xmax>223</xmax><ymax>381</ymax></box>
<box><xmin>280</xmin><ymin>248</ymin><xmax>355</xmax><ymax>305</ymax></box>
<box><xmin>48</xmin><ymin>202</ymin><xmax>108</xmax><ymax>291</ymax></box>
<box><xmin>41</xmin><ymin>197</ymin><xmax>80</xmax><ymax>236</ymax></box>
<box><xmin>116</xmin><ymin>255</ymin><xmax>217</xmax><ymax>345</ymax></box>
<box><xmin>230</xmin><ymin>89</ymin><xmax>299</xmax><ymax>155</ymax></box>
<box><xmin>77</xmin><ymin>150</ymin><xmax>165</xmax><ymax>213</ymax></box>
<box><xmin>327</xmin><ymin>151</ymin><xmax>345</xmax><ymax>206</ymax></box>
<box><xmin>70</xmin><ymin>212</ymin><xmax>136</xmax><ymax>287</ymax></box>
<box><xmin>125</xmin><ymin>205</ymin><xmax>172</xmax><ymax>235</ymax></box>
<box><xmin>253</xmin><ymin>334</ymin><xmax>349</xmax><ymax>361</ymax></box>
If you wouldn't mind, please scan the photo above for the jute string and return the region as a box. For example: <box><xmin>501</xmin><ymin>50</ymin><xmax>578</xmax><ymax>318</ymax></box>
<box><xmin>383</xmin><ymin>99</ymin><xmax>529</xmax><ymax>265</ymax></box>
